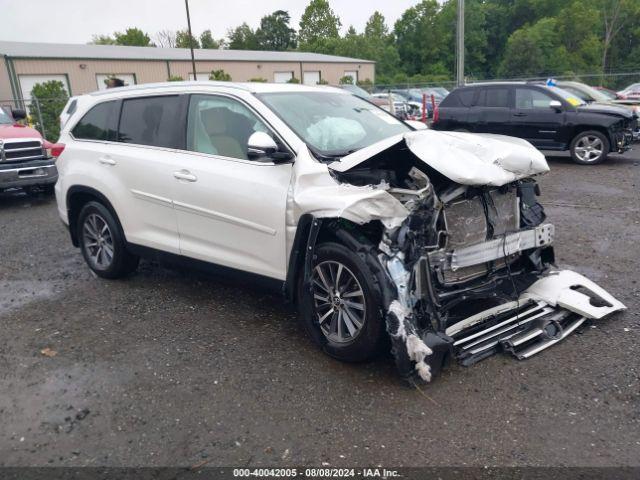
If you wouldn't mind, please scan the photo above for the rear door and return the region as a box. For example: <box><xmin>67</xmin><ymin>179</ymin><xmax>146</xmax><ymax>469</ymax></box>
<box><xmin>106</xmin><ymin>94</ymin><xmax>186</xmax><ymax>253</ymax></box>
<box><xmin>511</xmin><ymin>87</ymin><xmax>565</xmax><ymax>149</ymax></box>
<box><xmin>472</xmin><ymin>86</ymin><xmax>513</xmax><ymax>135</ymax></box>
<box><xmin>170</xmin><ymin>93</ymin><xmax>293</xmax><ymax>280</ymax></box>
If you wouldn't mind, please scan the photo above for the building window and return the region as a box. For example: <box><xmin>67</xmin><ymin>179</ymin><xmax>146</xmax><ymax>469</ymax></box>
<box><xmin>96</xmin><ymin>74</ymin><xmax>136</xmax><ymax>90</ymax></box>
<box><xmin>188</xmin><ymin>72</ymin><xmax>213</xmax><ymax>81</ymax></box>
<box><xmin>274</xmin><ymin>72</ymin><xmax>294</xmax><ymax>83</ymax></box>
<box><xmin>18</xmin><ymin>74</ymin><xmax>70</xmax><ymax>100</ymax></box>
<box><xmin>343</xmin><ymin>71</ymin><xmax>358</xmax><ymax>84</ymax></box>
<box><xmin>303</xmin><ymin>71</ymin><xmax>321</xmax><ymax>85</ymax></box>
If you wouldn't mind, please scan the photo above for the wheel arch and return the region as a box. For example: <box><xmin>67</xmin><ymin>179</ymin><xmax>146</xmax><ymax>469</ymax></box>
<box><xmin>66</xmin><ymin>185</ymin><xmax>124</xmax><ymax>247</ymax></box>
<box><xmin>569</xmin><ymin>125</ymin><xmax>613</xmax><ymax>149</ymax></box>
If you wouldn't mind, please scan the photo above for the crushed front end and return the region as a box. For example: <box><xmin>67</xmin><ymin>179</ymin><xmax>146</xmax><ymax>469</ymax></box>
<box><xmin>327</xmin><ymin>130</ymin><xmax>626</xmax><ymax>383</ymax></box>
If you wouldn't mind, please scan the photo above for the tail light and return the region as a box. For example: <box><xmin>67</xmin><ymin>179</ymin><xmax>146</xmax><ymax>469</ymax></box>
<box><xmin>48</xmin><ymin>143</ymin><xmax>65</xmax><ymax>158</ymax></box>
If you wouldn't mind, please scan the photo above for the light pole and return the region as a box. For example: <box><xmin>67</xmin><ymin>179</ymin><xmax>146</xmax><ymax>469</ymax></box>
<box><xmin>456</xmin><ymin>0</ymin><xmax>465</xmax><ymax>86</ymax></box>
<box><xmin>185</xmin><ymin>0</ymin><xmax>197</xmax><ymax>80</ymax></box>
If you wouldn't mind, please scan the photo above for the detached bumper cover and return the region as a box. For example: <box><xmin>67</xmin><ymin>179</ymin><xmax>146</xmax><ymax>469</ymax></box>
<box><xmin>446</xmin><ymin>270</ymin><xmax>626</xmax><ymax>366</ymax></box>
<box><xmin>0</xmin><ymin>159</ymin><xmax>57</xmax><ymax>189</ymax></box>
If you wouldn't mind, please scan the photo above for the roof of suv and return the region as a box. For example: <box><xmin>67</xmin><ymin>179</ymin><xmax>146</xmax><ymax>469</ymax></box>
<box><xmin>89</xmin><ymin>81</ymin><xmax>346</xmax><ymax>99</ymax></box>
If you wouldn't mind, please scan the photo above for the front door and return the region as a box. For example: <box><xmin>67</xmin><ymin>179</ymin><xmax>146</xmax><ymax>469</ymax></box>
<box><xmin>171</xmin><ymin>94</ymin><xmax>293</xmax><ymax>280</ymax></box>
<box><xmin>511</xmin><ymin>87</ymin><xmax>565</xmax><ymax>149</ymax></box>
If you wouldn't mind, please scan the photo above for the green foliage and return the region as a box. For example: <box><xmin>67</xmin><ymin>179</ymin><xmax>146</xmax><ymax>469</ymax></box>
<box><xmin>249</xmin><ymin>77</ymin><xmax>268</xmax><ymax>82</ymax></box>
<box><xmin>90</xmin><ymin>34</ymin><xmax>116</xmax><ymax>45</ymax></box>
<box><xmin>298</xmin><ymin>0</ymin><xmax>341</xmax><ymax>51</ymax></box>
<box><xmin>28</xmin><ymin>81</ymin><xmax>69</xmax><ymax>141</ymax></box>
<box><xmin>200</xmin><ymin>30</ymin><xmax>223</xmax><ymax>49</ymax></box>
<box><xmin>338</xmin><ymin>75</ymin><xmax>354</xmax><ymax>85</ymax></box>
<box><xmin>227</xmin><ymin>23</ymin><xmax>260</xmax><ymax>50</ymax></box>
<box><xmin>316</xmin><ymin>78</ymin><xmax>329</xmax><ymax>85</ymax></box>
<box><xmin>256</xmin><ymin>10</ymin><xmax>297</xmax><ymax>50</ymax></box>
<box><xmin>113</xmin><ymin>28</ymin><xmax>152</xmax><ymax>46</ymax></box>
<box><xmin>176</xmin><ymin>30</ymin><xmax>200</xmax><ymax>49</ymax></box>
<box><xmin>168</xmin><ymin>75</ymin><xmax>184</xmax><ymax>82</ymax></box>
<box><xmin>287</xmin><ymin>77</ymin><xmax>301</xmax><ymax>84</ymax></box>
<box><xmin>209</xmin><ymin>69</ymin><xmax>232</xmax><ymax>81</ymax></box>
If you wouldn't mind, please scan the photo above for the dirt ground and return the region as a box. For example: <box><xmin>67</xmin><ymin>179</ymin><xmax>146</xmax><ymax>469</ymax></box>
<box><xmin>0</xmin><ymin>149</ymin><xmax>638</xmax><ymax>468</ymax></box>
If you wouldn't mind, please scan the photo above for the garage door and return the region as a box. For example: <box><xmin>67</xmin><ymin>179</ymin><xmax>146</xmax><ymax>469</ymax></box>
<box><xmin>343</xmin><ymin>71</ymin><xmax>358</xmax><ymax>84</ymax></box>
<box><xmin>274</xmin><ymin>71</ymin><xmax>293</xmax><ymax>83</ymax></box>
<box><xmin>303</xmin><ymin>71</ymin><xmax>321</xmax><ymax>85</ymax></box>
<box><xmin>96</xmin><ymin>74</ymin><xmax>136</xmax><ymax>90</ymax></box>
<box><xmin>18</xmin><ymin>75</ymin><xmax>69</xmax><ymax>100</ymax></box>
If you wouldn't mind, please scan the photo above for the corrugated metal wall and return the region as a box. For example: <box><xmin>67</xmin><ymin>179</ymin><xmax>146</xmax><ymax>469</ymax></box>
<box><xmin>9</xmin><ymin>57</ymin><xmax>375</xmax><ymax>96</ymax></box>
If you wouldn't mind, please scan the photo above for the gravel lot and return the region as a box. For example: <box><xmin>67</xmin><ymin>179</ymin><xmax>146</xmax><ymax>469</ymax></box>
<box><xmin>0</xmin><ymin>149</ymin><xmax>639</xmax><ymax>468</ymax></box>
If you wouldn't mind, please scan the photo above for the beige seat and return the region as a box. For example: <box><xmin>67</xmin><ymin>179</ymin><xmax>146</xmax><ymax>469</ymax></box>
<box><xmin>200</xmin><ymin>107</ymin><xmax>246</xmax><ymax>159</ymax></box>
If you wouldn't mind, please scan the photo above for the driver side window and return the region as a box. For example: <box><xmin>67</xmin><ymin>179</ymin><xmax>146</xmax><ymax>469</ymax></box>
<box><xmin>515</xmin><ymin>88</ymin><xmax>554</xmax><ymax>109</ymax></box>
<box><xmin>186</xmin><ymin>94</ymin><xmax>272</xmax><ymax>160</ymax></box>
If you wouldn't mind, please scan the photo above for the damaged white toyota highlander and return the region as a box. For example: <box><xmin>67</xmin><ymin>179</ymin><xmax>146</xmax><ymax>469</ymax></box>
<box><xmin>55</xmin><ymin>82</ymin><xmax>626</xmax><ymax>383</ymax></box>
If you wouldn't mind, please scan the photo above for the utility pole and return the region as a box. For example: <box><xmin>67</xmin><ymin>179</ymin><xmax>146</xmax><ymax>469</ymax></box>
<box><xmin>456</xmin><ymin>0</ymin><xmax>465</xmax><ymax>86</ymax></box>
<box><xmin>185</xmin><ymin>0</ymin><xmax>197</xmax><ymax>80</ymax></box>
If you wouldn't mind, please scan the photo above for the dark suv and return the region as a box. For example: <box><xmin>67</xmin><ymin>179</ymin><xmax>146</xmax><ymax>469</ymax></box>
<box><xmin>432</xmin><ymin>82</ymin><xmax>637</xmax><ymax>164</ymax></box>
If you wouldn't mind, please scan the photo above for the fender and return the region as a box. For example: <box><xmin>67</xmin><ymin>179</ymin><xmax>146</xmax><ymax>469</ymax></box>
<box><xmin>65</xmin><ymin>185</ymin><xmax>124</xmax><ymax>247</ymax></box>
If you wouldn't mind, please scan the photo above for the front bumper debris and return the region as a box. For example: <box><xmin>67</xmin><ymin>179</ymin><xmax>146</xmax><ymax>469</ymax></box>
<box><xmin>445</xmin><ymin>270</ymin><xmax>626</xmax><ymax>366</ymax></box>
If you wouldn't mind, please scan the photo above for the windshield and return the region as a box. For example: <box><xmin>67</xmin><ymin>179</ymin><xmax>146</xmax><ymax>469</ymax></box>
<box><xmin>257</xmin><ymin>91</ymin><xmax>411</xmax><ymax>158</ymax></box>
<box><xmin>565</xmin><ymin>83</ymin><xmax>611</xmax><ymax>103</ymax></box>
<box><xmin>340</xmin><ymin>84</ymin><xmax>372</xmax><ymax>99</ymax></box>
<box><xmin>0</xmin><ymin>108</ymin><xmax>13</xmax><ymax>125</ymax></box>
<box><xmin>547</xmin><ymin>87</ymin><xmax>587</xmax><ymax>107</ymax></box>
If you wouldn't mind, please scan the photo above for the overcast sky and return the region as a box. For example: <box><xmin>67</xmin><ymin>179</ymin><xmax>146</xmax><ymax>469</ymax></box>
<box><xmin>0</xmin><ymin>0</ymin><xmax>420</xmax><ymax>44</ymax></box>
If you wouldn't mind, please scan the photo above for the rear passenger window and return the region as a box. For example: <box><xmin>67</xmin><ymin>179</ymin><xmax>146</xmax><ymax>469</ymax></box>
<box><xmin>478</xmin><ymin>88</ymin><xmax>510</xmax><ymax>108</ymax></box>
<box><xmin>72</xmin><ymin>101</ymin><xmax>118</xmax><ymax>141</ymax></box>
<box><xmin>457</xmin><ymin>89</ymin><xmax>476</xmax><ymax>107</ymax></box>
<box><xmin>117</xmin><ymin>96</ymin><xmax>183</xmax><ymax>148</ymax></box>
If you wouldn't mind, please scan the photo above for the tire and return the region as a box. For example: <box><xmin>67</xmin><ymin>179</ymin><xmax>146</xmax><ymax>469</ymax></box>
<box><xmin>77</xmin><ymin>201</ymin><xmax>139</xmax><ymax>279</ymax></box>
<box><xmin>297</xmin><ymin>242</ymin><xmax>387</xmax><ymax>362</ymax></box>
<box><xmin>570</xmin><ymin>130</ymin><xmax>609</xmax><ymax>165</ymax></box>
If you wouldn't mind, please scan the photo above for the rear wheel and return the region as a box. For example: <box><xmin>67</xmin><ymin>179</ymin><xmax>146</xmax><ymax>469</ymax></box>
<box><xmin>77</xmin><ymin>201</ymin><xmax>139</xmax><ymax>279</ymax></box>
<box><xmin>570</xmin><ymin>130</ymin><xmax>609</xmax><ymax>165</ymax></box>
<box><xmin>297</xmin><ymin>242</ymin><xmax>386</xmax><ymax>362</ymax></box>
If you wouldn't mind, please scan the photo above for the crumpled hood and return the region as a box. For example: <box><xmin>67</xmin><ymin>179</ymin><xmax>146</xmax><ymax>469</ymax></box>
<box><xmin>329</xmin><ymin>130</ymin><xmax>549</xmax><ymax>187</ymax></box>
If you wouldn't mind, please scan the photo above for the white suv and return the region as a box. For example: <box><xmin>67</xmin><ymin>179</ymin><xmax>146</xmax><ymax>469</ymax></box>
<box><xmin>55</xmin><ymin>81</ymin><xmax>625</xmax><ymax>383</ymax></box>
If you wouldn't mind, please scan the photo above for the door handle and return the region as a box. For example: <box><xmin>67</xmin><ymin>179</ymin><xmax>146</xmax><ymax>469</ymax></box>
<box><xmin>99</xmin><ymin>156</ymin><xmax>116</xmax><ymax>165</ymax></box>
<box><xmin>513</xmin><ymin>112</ymin><xmax>527</xmax><ymax>117</ymax></box>
<box><xmin>173</xmin><ymin>170</ymin><xmax>197</xmax><ymax>182</ymax></box>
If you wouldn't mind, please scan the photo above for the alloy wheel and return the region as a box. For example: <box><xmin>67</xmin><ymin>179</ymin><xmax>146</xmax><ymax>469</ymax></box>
<box><xmin>312</xmin><ymin>260</ymin><xmax>366</xmax><ymax>344</ymax></box>
<box><xmin>82</xmin><ymin>213</ymin><xmax>114</xmax><ymax>269</ymax></box>
<box><xmin>574</xmin><ymin>135</ymin><xmax>603</xmax><ymax>163</ymax></box>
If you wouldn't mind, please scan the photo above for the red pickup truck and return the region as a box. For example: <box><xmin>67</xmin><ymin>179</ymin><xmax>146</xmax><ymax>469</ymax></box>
<box><xmin>0</xmin><ymin>106</ymin><xmax>62</xmax><ymax>194</ymax></box>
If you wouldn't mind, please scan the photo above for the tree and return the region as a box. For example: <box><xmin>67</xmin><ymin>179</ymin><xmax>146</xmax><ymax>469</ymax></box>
<box><xmin>227</xmin><ymin>23</ymin><xmax>260</xmax><ymax>50</ymax></box>
<box><xmin>394</xmin><ymin>0</ymin><xmax>443</xmax><ymax>76</ymax></box>
<box><xmin>155</xmin><ymin>30</ymin><xmax>177</xmax><ymax>48</ymax></box>
<box><xmin>29</xmin><ymin>81</ymin><xmax>68</xmax><ymax>141</ymax></box>
<box><xmin>601</xmin><ymin>0</ymin><xmax>630</xmax><ymax>73</ymax></box>
<box><xmin>200</xmin><ymin>30</ymin><xmax>223</xmax><ymax>49</ymax></box>
<box><xmin>209</xmin><ymin>69</ymin><xmax>232</xmax><ymax>81</ymax></box>
<box><xmin>256</xmin><ymin>10</ymin><xmax>297</xmax><ymax>50</ymax></box>
<box><xmin>298</xmin><ymin>0</ymin><xmax>341</xmax><ymax>52</ymax></box>
<box><xmin>363</xmin><ymin>12</ymin><xmax>400</xmax><ymax>79</ymax></box>
<box><xmin>90</xmin><ymin>34</ymin><xmax>116</xmax><ymax>45</ymax></box>
<box><xmin>113</xmin><ymin>28</ymin><xmax>153</xmax><ymax>46</ymax></box>
<box><xmin>498</xmin><ymin>18</ymin><xmax>572</xmax><ymax>77</ymax></box>
<box><xmin>176</xmin><ymin>30</ymin><xmax>200</xmax><ymax>49</ymax></box>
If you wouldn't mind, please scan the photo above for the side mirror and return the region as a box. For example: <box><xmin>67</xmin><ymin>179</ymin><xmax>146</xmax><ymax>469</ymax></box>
<box><xmin>11</xmin><ymin>108</ymin><xmax>27</xmax><ymax>120</ymax></box>
<box><xmin>405</xmin><ymin>120</ymin><xmax>428</xmax><ymax>130</ymax></box>
<box><xmin>247</xmin><ymin>131</ymin><xmax>292</xmax><ymax>162</ymax></box>
<box><xmin>247</xmin><ymin>131</ymin><xmax>277</xmax><ymax>158</ymax></box>
<box><xmin>549</xmin><ymin>100</ymin><xmax>562</xmax><ymax>111</ymax></box>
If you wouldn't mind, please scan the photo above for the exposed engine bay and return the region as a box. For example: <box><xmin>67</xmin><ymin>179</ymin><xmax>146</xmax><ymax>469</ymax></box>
<box><xmin>303</xmin><ymin>130</ymin><xmax>626</xmax><ymax>383</ymax></box>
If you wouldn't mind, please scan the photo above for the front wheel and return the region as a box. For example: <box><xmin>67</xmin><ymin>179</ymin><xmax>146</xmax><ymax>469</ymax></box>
<box><xmin>570</xmin><ymin>130</ymin><xmax>609</xmax><ymax>165</ymax></box>
<box><xmin>77</xmin><ymin>201</ymin><xmax>139</xmax><ymax>279</ymax></box>
<box><xmin>297</xmin><ymin>242</ymin><xmax>387</xmax><ymax>362</ymax></box>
